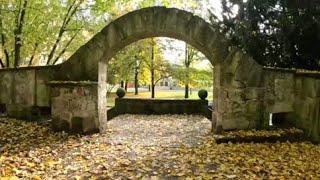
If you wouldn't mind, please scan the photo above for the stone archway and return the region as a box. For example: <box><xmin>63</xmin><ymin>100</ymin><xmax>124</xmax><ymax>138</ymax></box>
<box><xmin>54</xmin><ymin>7</ymin><xmax>265</xmax><ymax>132</ymax></box>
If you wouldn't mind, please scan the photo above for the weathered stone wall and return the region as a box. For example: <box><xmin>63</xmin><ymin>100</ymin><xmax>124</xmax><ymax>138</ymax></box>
<box><xmin>213</xmin><ymin>49</ymin><xmax>265</xmax><ymax>131</ymax></box>
<box><xmin>293</xmin><ymin>74</ymin><xmax>320</xmax><ymax>142</ymax></box>
<box><xmin>0</xmin><ymin>67</ymin><xmax>54</xmax><ymax>119</ymax></box>
<box><xmin>262</xmin><ymin>68</ymin><xmax>320</xmax><ymax>142</ymax></box>
<box><xmin>114</xmin><ymin>98</ymin><xmax>210</xmax><ymax>118</ymax></box>
<box><xmin>213</xmin><ymin>49</ymin><xmax>320</xmax><ymax>143</ymax></box>
<box><xmin>49</xmin><ymin>81</ymin><xmax>99</xmax><ymax>134</ymax></box>
<box><xmin>262</xmin><ymin>68</ymin><xmax>296</xmax><ymax>114</ymax></box>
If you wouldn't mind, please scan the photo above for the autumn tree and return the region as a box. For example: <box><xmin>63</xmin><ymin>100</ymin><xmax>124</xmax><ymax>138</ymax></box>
<box><xmin>0</xmin><ymin>0</ymin><xmax>205</xmax><ymax>69</ymax></box>
<box><xmin>0</xmin><ymin>0</ymin><xmax>88</xmax><ymax>67</ymax></box>
<box><xmin>143</xmin><ymin>39</ymin><xmax>170</xmax><ymax>98</ymax></box>
<box><xmin>0</xmin><ymin>4</ymin><xmax>10</xmax><ymax>68</ymax></box>
<box><xmin>183</xmin><ymin>43</ymin><xmax>208</xmax><ymax>98</ymax></box>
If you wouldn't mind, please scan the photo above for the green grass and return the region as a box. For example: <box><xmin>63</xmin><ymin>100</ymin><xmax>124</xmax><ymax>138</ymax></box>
<box><xmin>107</xmin><ymin>90</ymin><xmax>213</xmax><ymax>107</ymax></box>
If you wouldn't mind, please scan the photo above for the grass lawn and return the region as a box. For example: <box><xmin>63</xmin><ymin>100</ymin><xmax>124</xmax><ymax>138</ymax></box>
<box><xmin>107</xmin><ymin>89</ymin><xmax>213</xmax><ymax>107</ymax></box>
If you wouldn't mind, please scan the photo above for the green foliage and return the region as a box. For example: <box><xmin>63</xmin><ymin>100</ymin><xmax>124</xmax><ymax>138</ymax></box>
<box><xmin>116</xmin><ymin>88</ymin><xmax>126</xmax><ymax>98</ymax></box>
<box><xmin>0</xmin><ymin>0</ymin><xmax>205</xmax><ymax>68</ymax></box>
<box><xmin>0</xmin><ymin>0</ymin><xmax>97</xmax><ymax>67</ymax></box>
<box><xmin>198</xmin><ymin>89</ymin><xmax>208</xmax><ymax>100</ymax></box>
<box><xmin>169</xmin><ymin>63</ymin><xmax>213</xmax><ymax>89</ymax></box>
<box><xmin>210</xmin><ymin>0</ymin><xmax>320</xmax><ymax>70</ymax></box>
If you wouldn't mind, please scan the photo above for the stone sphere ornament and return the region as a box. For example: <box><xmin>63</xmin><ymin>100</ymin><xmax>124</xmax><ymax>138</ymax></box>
<box><xmin>198</xmin><ymin>89</ymin><xmax>208</xmax><ymax>100</ymax></box>
<box><xmin>116</xmin><ymin>88</ymin><xmax>126</xmax><ymax>98</ymax></box>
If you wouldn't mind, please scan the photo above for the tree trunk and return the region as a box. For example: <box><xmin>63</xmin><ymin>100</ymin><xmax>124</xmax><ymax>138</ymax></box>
<box><xmin>14</xmin><ymin>33</ymin><xmax>22</xmax><ymax>67</ymax></box>
<box><xmin>4</xmin><ymin>48</ymin><xmax>9</xmax><ymax>67</ymax></box>
<box><xmin>120</xmin><ymin>80</ymin><xmax>124</xmax><ymax>88</ymax></box>
<box><xmin>184</xmin><ymin>42</ymin><xmax>191</xmax><ymax>99</ymax></box>
<box><xmin>151</xmin><ymin>85</ymin><xmax>155</xmax><ymax>98</ymax></box>
<box><xmin>0</xmin><ymin>8</ymin><xmax>9</xmax><ymax>68</ymax></box>
<box><xmin>185</xmin><ymin>84</ymin><xmax>189</xmax><ymax>99</ymax></box>
<box><xmin>151</xmin><ymin>71</ymin><xmax>155</xmax><ymax>98</ymax></box>
<box><xmin>14</xmin><ymin>0</ymin><xmax>28</xmax><ymax>67</ymax></box>
<box><xmin>0</xmin><ymin>58</ymin><xmax>4</xmax><ymax>68</ymax></box>
<box><xmin>134</xmin><ymin>70</ymin><xmax>139</xmax><ymax>95</ymax></box>
<box><xmin>124</xmin><ymin>81</ymin><xmax>128</xmax><ymax>92</ymax></box>
<box><xmin>150</xmin><ymin>41</ymin><xmax>155</xmax><ymax>98</ymax></box>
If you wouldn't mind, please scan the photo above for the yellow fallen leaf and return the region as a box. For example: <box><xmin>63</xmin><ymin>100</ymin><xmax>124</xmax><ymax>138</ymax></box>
<box><xmin>31</xmin><ymin>175</ymin><xmax>41</xmax><ymax>180</ymax></box>
<box><xmin>0</xmin><ymin>176</ymin><xmax>19</xmax><ymax>180</ymax></box>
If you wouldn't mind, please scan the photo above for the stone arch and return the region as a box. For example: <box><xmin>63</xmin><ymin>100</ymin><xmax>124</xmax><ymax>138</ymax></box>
<box><xmin>54</xmin><ymin>7</ymin><xmax>231</xmax><ymax>81</ymax></box>
<box><xmin>53</xmin><ymin>7</ymin><xmax>265</xmax><ymax>132</ymax></box>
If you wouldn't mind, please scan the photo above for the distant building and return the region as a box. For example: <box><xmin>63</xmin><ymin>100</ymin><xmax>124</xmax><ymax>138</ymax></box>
<box><xmin>158</xmin><ymin>77</ymin><xmax>178</xmax><ymax>89</ymax></box>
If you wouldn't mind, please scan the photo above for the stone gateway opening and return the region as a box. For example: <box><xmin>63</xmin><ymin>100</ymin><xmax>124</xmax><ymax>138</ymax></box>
<box><xmin>0</xmin><ymin>7</ymin><xmax>319</xmax><ymax>142</ymax></box>
<box><xmin>49</xmin><ymin>7</ymin><xmax>320</xmax><ymax>141</ymax></box>
<box><xmin>52</xmin><ymin>6</ymin><xmax>264</xmax><ymax>132</ymax></box>
<box><xmin>270</xmin><ymin>112</ymin><xmax>294</xmax><ymax>129</ymax></box>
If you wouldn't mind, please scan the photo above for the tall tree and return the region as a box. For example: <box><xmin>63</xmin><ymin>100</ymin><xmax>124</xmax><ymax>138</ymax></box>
<box><xmin>134</xmin><ymin>55</ymin><xmax>142</xmax><ymax>95</ymax></box>
<box><xmin>209</xmin><ymin>0</ymin><xmax>320</xmax><ymax>70</ymax></box>
<box><xmin>46</xmin><ymin>0</ymin><xmax>83</xmax><ymax>65</ymax></box>
<box><xmin>143</xmin><ymin>39</ymin><xmax>170</xmax><ymax>98</ymax></box>
<box><xmin>183</xmin><ymin>43</ymin><xmax>203</xmax><ymax>98</ymax></box>
<box><xmin>13</xmin><ymin>0</ymin><xmax>28</xmax><ymax>67</ymax></box>
<box><xmin>0</xmin><ymin>5</ymin><xmax>10</xmax><ymax>68</ymax></box>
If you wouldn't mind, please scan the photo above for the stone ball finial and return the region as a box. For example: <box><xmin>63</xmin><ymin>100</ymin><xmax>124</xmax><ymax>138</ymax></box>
<box><xmin>198</xmin><ymin>89</ymin><xmax>208</xmax><ymax>100</ymax></box>
<box><xmin>116</xmin><ymin>88</ymin><xmax>126</xmax><ymax>98</ymax></box>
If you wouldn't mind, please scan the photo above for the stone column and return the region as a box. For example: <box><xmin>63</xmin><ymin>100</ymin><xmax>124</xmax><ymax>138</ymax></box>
<box><xmin>212</xmin><ymin>65</ymin><xmax>222</xmax><ymax>133</ymax></box>
<box><xmin>98</xmin><ymin>61</ymin><xmax>108</xmax><ymax>132</ymax></box>
<box><xmin>213</xmin><ymin>49</ymin><xmax>264</xmax><ymax>132</ymax></box>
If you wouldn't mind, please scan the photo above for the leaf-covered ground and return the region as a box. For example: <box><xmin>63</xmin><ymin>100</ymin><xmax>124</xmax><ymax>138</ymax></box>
<box><xmin>0</xmin><ymin>115</ymin><xmax>320</xmax><ymax>179</ymax></box>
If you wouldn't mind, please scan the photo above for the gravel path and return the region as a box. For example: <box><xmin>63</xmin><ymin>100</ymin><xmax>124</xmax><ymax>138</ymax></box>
<box><xmin>105</xmin><ymin>114</ymin><xmax>212</xmax><ymax>148</ymax></box>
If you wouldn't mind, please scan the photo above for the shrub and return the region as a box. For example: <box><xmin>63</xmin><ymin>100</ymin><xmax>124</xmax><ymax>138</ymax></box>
<box><xmin>116</xmin><ymin>88</ymin><xmax>126</xmax><ymax>98</ymax></box>
<box><xmin>198</xmin><ymin>89</ymin><xmax>208</xmax><ymax>100</ymax></box>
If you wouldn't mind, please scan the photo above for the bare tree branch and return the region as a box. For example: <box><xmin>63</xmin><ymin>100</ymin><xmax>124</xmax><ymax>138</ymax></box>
<box><xmin>47</xmin><ymin>0</ymin><xmax>83</xmax><ymax>65</ymax></box>
<box><xmin>28</xmin><ymin>43</ymin><xmax>38</xmax><ymax>66</ymax></box>
<box><xmin>52</xmin><ymin>30</ymin><xmax>80</xmax><ymax>65</ymax></box>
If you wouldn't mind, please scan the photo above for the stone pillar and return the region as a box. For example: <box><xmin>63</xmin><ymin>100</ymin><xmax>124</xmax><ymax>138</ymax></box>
<box><xmin>212</xmin><ymin>65</ymin><xmax>222</xmax><ymax>133</ymax></box>
<box><xmin>213</xmin><ymin>49</ymin><xmax>264</xmax><ymax>132</ymax></box>
<box><xmin>98</xmin><ymin>61</ymin><xmax>108</xmax><ymax>132</ymax></box>
<box><xmin>50</xmin><ymin>81</ymin><xmax>99</xmax><ymax>134</ymax></box>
